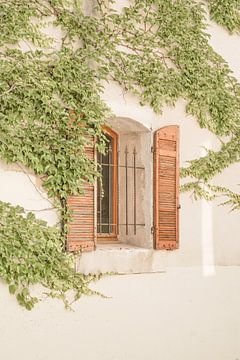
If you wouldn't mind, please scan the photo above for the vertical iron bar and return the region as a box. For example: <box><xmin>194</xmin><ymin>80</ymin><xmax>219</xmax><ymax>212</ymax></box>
<box><xmin>125</xmin><ymin>146</ymin><xmax>128</xmax><ymax>235</ymax></box>
<box><xmin>108</xmin><ymin>143</ymin><xmax>112</xmax><ymax>234</ymax></box>
<box><xmin>133</xmin><ymin>147</ymin><xmax>137</xmax><ymax>235</ymax></box>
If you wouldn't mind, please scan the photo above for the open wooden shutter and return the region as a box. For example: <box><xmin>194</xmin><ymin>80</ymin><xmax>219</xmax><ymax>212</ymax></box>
<box><xmin>153</xmin><ymin>125</ymin><xmax>179</xmax><ymax>250</ymax></box>
<box><xmin>67</xmin><ymin>139</ymin><xmax>96</xmax><ymax>252</ymax></box>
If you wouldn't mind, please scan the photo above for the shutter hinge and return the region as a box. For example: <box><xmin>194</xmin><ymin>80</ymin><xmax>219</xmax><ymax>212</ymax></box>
<box><xmin>151</xmin><ymin>226</ymin><xmax>155</xmax><ymax>234</ymax></box>
<box><xmin>151</xmin><ymin>146</ymin><xmax>155</xmax><ymax>153</ymax></box>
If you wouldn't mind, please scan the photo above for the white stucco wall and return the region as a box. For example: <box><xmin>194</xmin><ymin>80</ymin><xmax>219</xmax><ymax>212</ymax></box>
<box><xmin>0</xmin><ymin>161</ymin><xmax>58</xmax><ymax>226</ymax></box>
<box><xmin>0</xmin><ymin>267</ymin><xmax>240</xmax><ymax>360</ymax></box>
<box><xmin>1</xmin><ymin>6</ymin><xmax>240</xmax><ymax>360</ymax></box>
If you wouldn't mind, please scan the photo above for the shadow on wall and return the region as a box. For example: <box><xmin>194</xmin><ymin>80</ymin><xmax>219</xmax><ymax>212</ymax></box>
<box><xmin>201</xmin><ymin>198</ymin><xmax>215</xmax><ymax>276</ymax></box>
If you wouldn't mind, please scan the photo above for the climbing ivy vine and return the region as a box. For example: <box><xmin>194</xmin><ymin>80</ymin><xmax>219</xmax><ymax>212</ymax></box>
<box><xmin>0</xmin><ymin>0</ymin><xmax>240</xmax><ymax>309</ymax></box>
<box><xmin>0</xmin><ymin>201</ymin><xmax>102</xmax><ymax>310</ymax></box>
<box><xmin>207</xmin><ymin>0</ymin><xmax>240</xmax><ymax>34</ymax></box>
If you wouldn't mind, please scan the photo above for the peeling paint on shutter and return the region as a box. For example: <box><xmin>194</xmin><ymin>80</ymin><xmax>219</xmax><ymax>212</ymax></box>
<box><xmin>153</xmin><ymin>126</ymin><xmax>180</xmax><ymax>250</ymax></box>
<box><xmin>67</xmin><ymin>139</ymin><xmax>96</xmax><ymax>252</ymax></box>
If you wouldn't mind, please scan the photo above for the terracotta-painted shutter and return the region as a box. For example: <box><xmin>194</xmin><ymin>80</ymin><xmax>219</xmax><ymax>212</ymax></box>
<box><xmin>153</xmin><ymin>125</ymin><xmax>180</xmax><ymax>250</ymax></box>
<box><xmin>67</xmin><ymin>138</ymin><xmax>96</xmax><ymax>252</ymax></box>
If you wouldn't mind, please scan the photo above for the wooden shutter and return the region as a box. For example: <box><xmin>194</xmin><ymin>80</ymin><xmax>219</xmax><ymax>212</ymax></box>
<box><xmin>67</xmin><ymin>139</ymin><xmax>96</xmax><ymax>252</ymax></box>
<box><xmin>153</xmin><ymin>125</ymin><xmax>180</xmax><ymax>250</ymax></box>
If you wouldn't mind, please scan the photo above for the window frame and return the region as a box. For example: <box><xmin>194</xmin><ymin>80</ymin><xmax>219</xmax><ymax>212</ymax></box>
<box><xmin>97</xmin><ymin>126</ymin><xmax>119</xmax><ymax>244</ymax></box>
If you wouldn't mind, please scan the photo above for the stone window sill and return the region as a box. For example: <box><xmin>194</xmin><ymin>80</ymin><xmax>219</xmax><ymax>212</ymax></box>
<box><xmin>76</xmin><ymin>243</ymin><xmax>159</xmax><ymax>274</ymax></box>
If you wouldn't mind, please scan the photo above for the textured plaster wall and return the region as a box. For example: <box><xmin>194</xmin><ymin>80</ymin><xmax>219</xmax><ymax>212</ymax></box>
<box><xmin>0</xmin><ymin>267</ymin><xmax>240</xmax><ymax>360</ymax></box>
<box><xmin>0</xmin><ymin>161</ymin><xmax>58</xmax><ymax>226</ymax></box>
<box><xmin>117</xmin><ymin>131</ymin><xmax>152</xmax><ymax>248</ymax></box>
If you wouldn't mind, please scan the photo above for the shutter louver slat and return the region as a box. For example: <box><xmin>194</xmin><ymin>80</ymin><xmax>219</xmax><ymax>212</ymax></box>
<box><xmin>154</xmin><ymin>126</ymin><xmax>179</xmax><ymax>250</ymax></box>
<box><xmin>67</xmin><ymin>139</ymin><xmax>96</xmax><ymax>252</ymax></box>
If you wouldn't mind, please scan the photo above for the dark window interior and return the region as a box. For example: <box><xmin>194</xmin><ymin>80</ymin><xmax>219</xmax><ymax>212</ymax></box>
<box><xmin>97</xmin><ymin>134</ymin><xmax>114</xmax><ymax>234</ymax></box>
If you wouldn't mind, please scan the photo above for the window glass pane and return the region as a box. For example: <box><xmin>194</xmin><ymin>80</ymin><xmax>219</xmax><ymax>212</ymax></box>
<box><xmin>97</xmin><ymin>134</ymin><xmax>114</xmax><ymax>234</ymax></box>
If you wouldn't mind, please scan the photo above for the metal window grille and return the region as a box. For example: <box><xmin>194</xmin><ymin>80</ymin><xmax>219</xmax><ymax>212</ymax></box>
<box><xmin>97</xmin><ymin>145</ymin><xmax>145</xmax><ymax>236</ymax></box>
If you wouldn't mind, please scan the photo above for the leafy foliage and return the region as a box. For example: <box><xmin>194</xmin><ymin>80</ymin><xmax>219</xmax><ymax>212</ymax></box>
<box><xmin>0</xmin><ymin>201</ymin><xmax>101</xmax><ymax>310</ymax></box>
<box><xmin>1</xmin><ymin>0</ymin><xmax>240</xmax><ymax>309</ymax></box>
<box><xmin>207</xmin><ymin>0</ymin><xmax>240</xmax><ymax>34</ymax></box>
<box><xmin>209</xmin><ymin>185</ymin><xmax>240</xmax><ymax>211</ymax></box>
<box><xmin>0</xmin><ymin>48</ymin><xmax>109</xmax><ymax>200</ymax></box>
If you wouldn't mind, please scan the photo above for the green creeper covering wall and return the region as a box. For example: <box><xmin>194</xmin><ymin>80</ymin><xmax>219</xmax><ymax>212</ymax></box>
<box><xmin>0</xmin><ymin>0</ymin><xmax>240</xmax><ymax>309</ymax></box>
